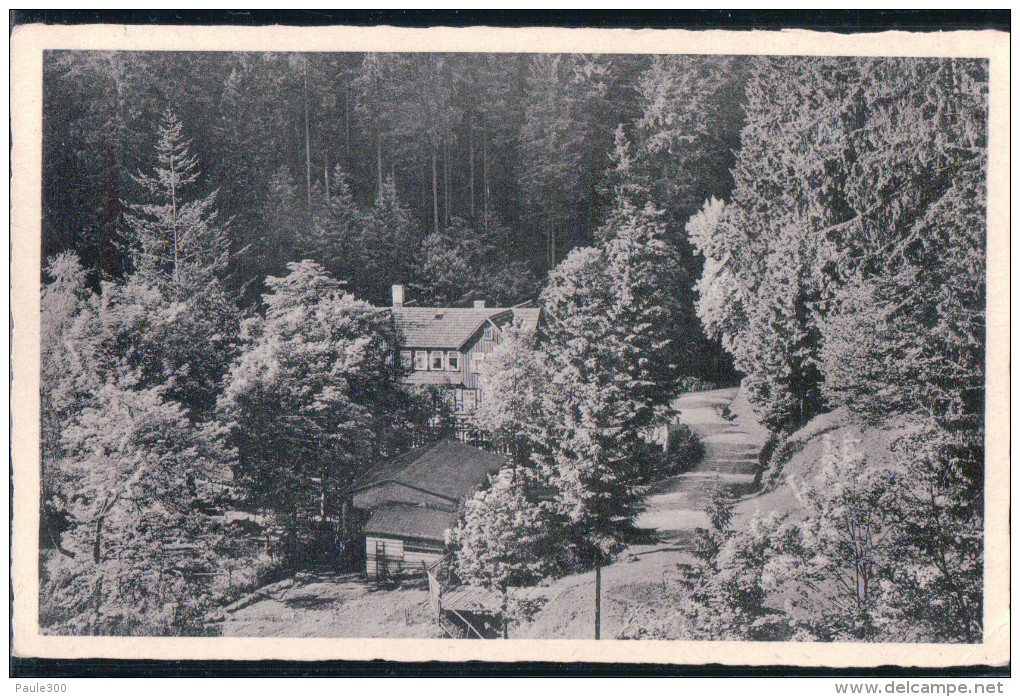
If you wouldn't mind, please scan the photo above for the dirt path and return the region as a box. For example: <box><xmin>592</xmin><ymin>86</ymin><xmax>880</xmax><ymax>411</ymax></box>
<box><xmin>633</xmin><ymin>387</ymin><xmax>763</xmax><ymax>542</ymax></box>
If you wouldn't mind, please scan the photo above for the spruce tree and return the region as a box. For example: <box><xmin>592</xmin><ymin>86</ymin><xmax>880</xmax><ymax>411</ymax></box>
<box><xmin>117</xmin><ymin>107</ymin><xmax>239</xmax><ymax>417</ymax></box>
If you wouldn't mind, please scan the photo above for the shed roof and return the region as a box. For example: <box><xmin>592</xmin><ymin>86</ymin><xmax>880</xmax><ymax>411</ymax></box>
<box><xmin>364</xmin><ymin>504</ymin><xmax>456</xmax><ymax>544</ymax></box>
<box><xmin>392</xmin><ymin>306</ymin><xmax>540</xmax><ymax>350</ymax></box>
<box><xmin>353</xmin><ymin>439</ymin><xmax>507</xmax><ymax>502</ymax></box>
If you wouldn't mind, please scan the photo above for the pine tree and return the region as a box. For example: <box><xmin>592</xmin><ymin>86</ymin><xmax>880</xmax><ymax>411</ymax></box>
<box><xmin>301</xmin><ymin>163</ymin><xmax>361</xmax><ymax>276</ymax></box>
<box><xmin>123</xmin><ymin>107</ymin><xmax>230</xmax><ymax>289</ymax></box>
<box><xmin>537</xmin><ymin>245</ymin><xmax>665</xmax><ymax>637</ymax></box>
<box><xmin>358</xmin><ymin>175</ymin><xmax>418</xmax><ymax>305</ymax></box>
<box><xmin>687</xmin><ymin>57</ymin><xmax>856</xmax><ymax>430</ymax></box>
<box><xmin>116</xmin><ymin>109</ymin><xmax>240</xmax><ymax>417</ymax></box>
<box><xmin>40</xmin><ymin>253</ymin><xmax>107</xmax><ymax>554</ymax></box>
<box><xmin>599</xmin><ymin>194</ymin><xmax>688</xmax><ymax>417</ymax></box>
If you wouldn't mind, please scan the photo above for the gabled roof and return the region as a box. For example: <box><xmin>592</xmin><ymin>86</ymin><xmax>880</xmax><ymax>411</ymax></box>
<box><xmin>391</xmin><ymin>306</ymin><xmax>540</xmax><ymax>350</ymax></box>
<box><xmin>352</xmin><ymin>439</ymin><xmax>507</xmax><ymax>502</ymax></box>
<box><xmin>364</xmin><ymin>504</ymin><xmax>456</xmax><ymax>544</ymax></box>
<box><xmin>511</xmin><ymin>307</ymin><xmax>542</xmax><ymax>334</ymax></box>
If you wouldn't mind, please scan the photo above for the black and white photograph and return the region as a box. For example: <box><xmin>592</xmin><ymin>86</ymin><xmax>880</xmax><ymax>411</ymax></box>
<box><xmin>10</xmin><ymin>19</ymin><xmax>1009</xmax><ymax>670</ymax></box>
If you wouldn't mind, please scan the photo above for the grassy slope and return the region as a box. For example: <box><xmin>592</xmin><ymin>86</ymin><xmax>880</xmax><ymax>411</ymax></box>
<box><xmin>730</xmin><ymin>407</ymin><xmax>912</xmax><ymax>525</ymax></box>
<box><xmin>518</xmin><ymin>391</ymin><xmax>914</xmax><ymax>639</ymax></box>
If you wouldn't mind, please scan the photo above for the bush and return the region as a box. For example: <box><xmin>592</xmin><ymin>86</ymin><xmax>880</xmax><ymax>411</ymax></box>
<box><xmin>254</xmin><ymin>556</ymin><xmax>291</xmax><ymax>589</ymax></box>
<box><xmin>679</xmin><ymin>376</ymin><xmax>717</xmax><ymax>393</ymax></box>
<box><xmin>662</xmin><ymin>423</ymin><xmax>704</xmax><ymax>476</ymax></box>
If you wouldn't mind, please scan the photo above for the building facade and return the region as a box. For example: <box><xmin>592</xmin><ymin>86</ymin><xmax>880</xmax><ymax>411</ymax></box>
<box><xmin>389</xmin><ymin>285</ymin><xmax>541</xmax><ymax>441</ymax></box>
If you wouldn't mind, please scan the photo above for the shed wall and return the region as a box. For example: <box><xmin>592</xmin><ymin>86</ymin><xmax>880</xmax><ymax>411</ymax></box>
<box><xmin>365</xmin><ymin>535</ymin><xmax>444</xmax><ymax>578</ymax></box>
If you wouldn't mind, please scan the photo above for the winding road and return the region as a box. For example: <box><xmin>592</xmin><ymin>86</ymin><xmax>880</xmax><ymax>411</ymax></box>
<box><xmin>634</xmin><ymin>387</ymin><xmax>764</xmax><ymax>542</ymax></box>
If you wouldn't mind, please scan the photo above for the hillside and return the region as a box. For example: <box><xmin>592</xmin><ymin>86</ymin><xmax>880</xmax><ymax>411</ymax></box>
<box><xmin>514</xmin><ymin>389</ymin><xmax>919</xmax><ymax>640</ymax></box>
<box><xmin>731</xmin><ymin>408</ymin><xmax>914</xmax><ymax>525</ymax></box>
<box><xmin>514</xmin><ymin>387</ymin><xmax>767</xmax><ymax>639</ymax></box>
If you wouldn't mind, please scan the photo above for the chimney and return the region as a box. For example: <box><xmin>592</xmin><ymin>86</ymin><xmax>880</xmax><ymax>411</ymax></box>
<box><xmin>392</xmin><ymin>284</ymin><xmax>404</xmax><ymax>308</ymax></box>
<box><xmin>473</xmin><ymin>299</ymin><xmax>486</xmax><ymax>309</ymax></box>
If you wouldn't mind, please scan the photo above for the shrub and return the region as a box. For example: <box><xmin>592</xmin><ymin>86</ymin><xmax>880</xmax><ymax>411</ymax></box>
<box><xmin>662</xmin><ymin>423</ymin><xmax>704</xmax><ymax>476</ymax></box>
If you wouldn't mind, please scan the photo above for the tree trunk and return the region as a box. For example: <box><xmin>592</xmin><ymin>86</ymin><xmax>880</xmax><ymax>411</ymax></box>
<box><xmin>169</xmin><ymin>139</ymin><xmax>179</xmax><ymax>279</ymax></box>
<box><xmin>91</xmin><ymin>515</ymin><xmax>105</xmax><ymax>634</ymax></box>
<box><xmin>469</xmin><ymin>113</ymin><xmax>475</xmax><ymax>219</ymax></box>
<box><xmin>502</xmin><ymin>587</ymin><xmax>510</xmax><ymax>639</ymax></box>
<box><xmin>376</xmin><ymin>134</ymin><xmax>383</xmax><ymax>202</ymax></box>
<box><xmin>343</xmin><ymin>86</ymin><xmax>350</xmax><ymax>158</ymax></box>
<box><xmin>93</xmin><ymin>517</ymin><xmax>103</xmax><ymax>564</ymax></box>
<box><xmin>443</xmin><ymin>139</ymin><xmax>450</xmax><ymax>227</ymax></box>
<box><xmin>324</xmin><ymin>151</ymin><xmax>330</xmax><ymax>206</ymax></box>
<box><xmin>431</xmin><ymin>147</ymin><xmax>440</xmax><ymax>235</ymax></box>
<box><xmin>303</xmin><ymin>66</ymin><xmax>312</xmax><ymax>208</ymax></box>
<box><xmin>594</xmin><ymin>561</ymin><xmax>602</xmax><ymax>640</ymax></box>
<box><xmin>482</xmin><ymin>126</ymin><xmax>489</xmax><ymax>231</ymax></box>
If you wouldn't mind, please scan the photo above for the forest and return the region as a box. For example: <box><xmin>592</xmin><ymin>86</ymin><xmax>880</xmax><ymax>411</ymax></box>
<box><xmin>40</xmin><ymin>52</ymin><xmax>986</xmax><ymax>642</ymax></box>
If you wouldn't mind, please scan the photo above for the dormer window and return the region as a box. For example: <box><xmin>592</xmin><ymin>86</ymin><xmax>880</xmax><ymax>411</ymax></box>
<box><xmin>414</xmin><ymin>351</ymin><xmax>428</xmax><ymax>371</ymax></box>
<box><xmin>430</xmin><ymin>351</ymin><xmax>445</xmax><ymax>371</ymax></box>
<box><xmin>447</xmin><ymin>351</ymin><xmax>460</xmax><ymax>371</ymax></box>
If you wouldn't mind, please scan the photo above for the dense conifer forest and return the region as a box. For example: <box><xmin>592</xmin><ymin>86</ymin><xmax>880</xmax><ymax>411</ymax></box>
<box><xmin>40</xmin><ymin>52</ymin><xmax>987</xmax><ymax>642</ymax></box>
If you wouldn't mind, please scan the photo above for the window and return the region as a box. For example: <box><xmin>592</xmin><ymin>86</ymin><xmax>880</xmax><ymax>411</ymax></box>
<box><xmin>414</xmin><ymin>351</ymin><xmax>428</xmax><ymax>371</ymax></box>
<box><xmin>447</xmin><ymin>351</ymin><xmax>460</xmax><ymax>371</ymax></box>
<box><xmin>454</xmin><ymin>389</ymin><xmax>465</xmax><ymax>413</ymax></box>
<box><xmin>483</xmin><ymin>326</ymin><xmax>497</xmax><ymax>341</ymax></box>
<box><xmin>463</xmin><ymin>389</ymin><xmax>477</xmax><ymax>411</ymax></box>
<box><xmin>430</xmin><ymin>351</ymin><xmax>445</xmax><ymax>371</ymax></box>
<box><xmin>400</xmin><ymin>351</ymin><xmax>412</xmax><ymax>369</ymax></box>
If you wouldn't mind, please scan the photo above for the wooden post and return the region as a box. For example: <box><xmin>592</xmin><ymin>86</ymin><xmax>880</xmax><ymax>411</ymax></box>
<box><xmin>594</xmin><ymin>561</ymin><xmax>601</xmax><ymax>640</ymax></box>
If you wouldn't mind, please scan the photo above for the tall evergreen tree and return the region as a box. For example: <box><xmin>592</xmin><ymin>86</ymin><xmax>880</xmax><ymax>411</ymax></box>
<box><xmin>116</xmin><ymin>108</ymin><xmax>240</xmax><ymax>417</ymax></box>
<box><xmin>122</xmin><ymin>107</ymin><xmax>230</xmax><ymax>287</ymax></box>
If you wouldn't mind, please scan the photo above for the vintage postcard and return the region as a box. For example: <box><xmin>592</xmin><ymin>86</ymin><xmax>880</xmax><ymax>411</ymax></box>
<box><xmin>10</xmin><ymin>22</ymin><xmax>1009</xmax><ymax>667</ymax></box>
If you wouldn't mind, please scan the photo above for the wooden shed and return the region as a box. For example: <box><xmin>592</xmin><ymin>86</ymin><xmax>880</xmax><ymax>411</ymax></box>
<box><xmin>363</xmin><ymin>505</ymin><xmax>456</xmax><ymax>578</ymax></box>
<box><xmin>350</xmin><ymin>440</ymin><xmax>507</xmax><ymax>579</ymax></box>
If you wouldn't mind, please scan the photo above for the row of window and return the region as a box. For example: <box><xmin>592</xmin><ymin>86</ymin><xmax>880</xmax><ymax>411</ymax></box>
<box><xmin>401</xmin><ymin>350</ymin><xmax>462</xmax><ymax>372</ymax></box>
<box><xmin>402</xmin><ymin>350</ymin><xmax>489</xmax><ymax>373</ymax></box>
